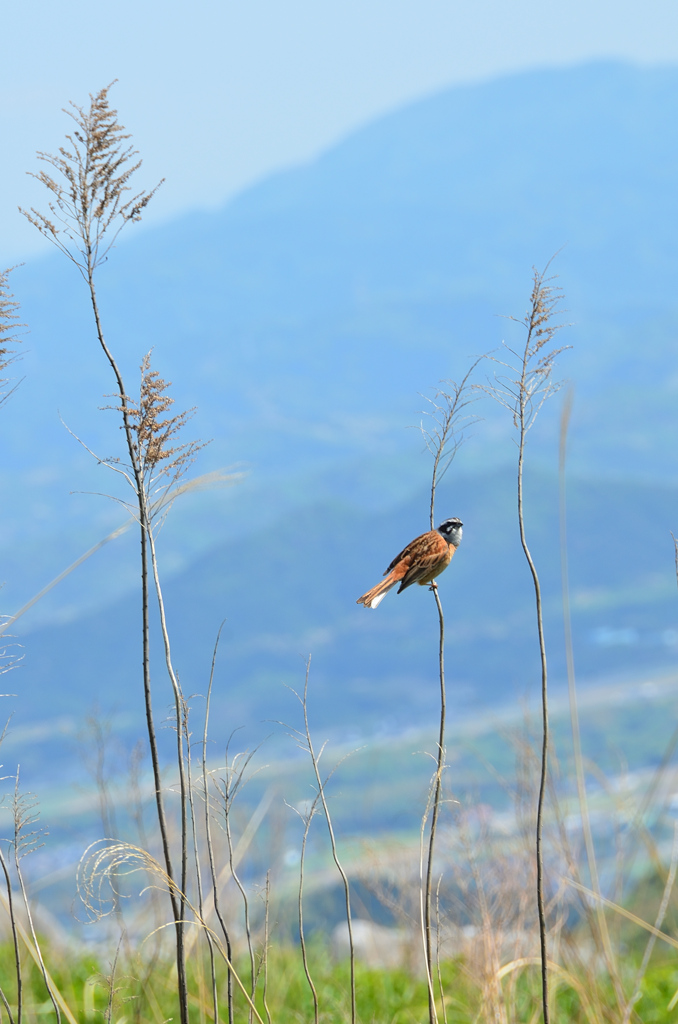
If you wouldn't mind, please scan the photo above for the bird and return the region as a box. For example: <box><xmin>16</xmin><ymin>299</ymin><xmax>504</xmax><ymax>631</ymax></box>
<box><xmin>356</xmin><ymin>517</ymin><xmax>463</xmax><ymax>609</ymax></box>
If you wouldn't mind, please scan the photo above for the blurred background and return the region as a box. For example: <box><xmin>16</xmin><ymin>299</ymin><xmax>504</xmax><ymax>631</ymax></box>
<box><xmin>2</xmin><ymin>0</ymin><xmax>678</xmax><ymax>934</ymax></box>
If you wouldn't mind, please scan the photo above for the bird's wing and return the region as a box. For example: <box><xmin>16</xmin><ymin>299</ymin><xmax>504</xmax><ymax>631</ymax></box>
<box><xmin>384</xmin><ymin>530</ymin><xmax>433</xmax><ymax>575</ymax></box>
<box><xmin>398</xmin><ymin>533</ymin><xmax>450</xmax><ymax>590</ymax></box>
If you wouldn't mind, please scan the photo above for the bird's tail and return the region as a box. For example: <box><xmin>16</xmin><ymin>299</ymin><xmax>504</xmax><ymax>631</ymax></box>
<box><xmin>356</xmin><ymin>574</ymin><xmax>399</xmax><ymax>609</ymax></box>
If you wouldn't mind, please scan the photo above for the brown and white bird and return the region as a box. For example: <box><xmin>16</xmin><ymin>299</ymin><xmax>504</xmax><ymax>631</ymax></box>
<box><xmin>356</xmin><ymin>517</ymin><xmax>463</xmax><ymax>609</ymax></box>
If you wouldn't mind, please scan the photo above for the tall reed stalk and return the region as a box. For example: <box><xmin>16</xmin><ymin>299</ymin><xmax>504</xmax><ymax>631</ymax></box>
<box><xmin>21</xmin><ymin>84</ymin><xmax>201</xmax><ymax>1023</ymax></box>
<box><xmin>419</xmin><ymin>362</ymin><xmax>479</xmax><ymax>1024</ymax></box>
<box><xmin>483</xmin><ymin>263</ymin><xmax>567</xmax><ymax>1024</ymax></box>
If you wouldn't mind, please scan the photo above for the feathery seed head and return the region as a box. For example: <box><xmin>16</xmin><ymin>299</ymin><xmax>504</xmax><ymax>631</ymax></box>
<box><xmin>21</xmin><ymin>82</ymin><xmax>163</xmax><ymax>275</ymax></box>
<box><xmin>0</xmin><ymin>267</ymin><xmax>24</xmax><ymax>404</ymax></box>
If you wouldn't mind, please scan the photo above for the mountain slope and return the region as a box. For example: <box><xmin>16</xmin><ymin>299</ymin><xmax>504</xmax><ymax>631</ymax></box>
<box><xmin>2</xmin><ymin>61</ymin><xmax>678</xmax><ymax>783</ymax></box>
<box><xmin>11</xmin><ymin>469</ymin><xmax>678</xmax><ymax>788</ymax></box>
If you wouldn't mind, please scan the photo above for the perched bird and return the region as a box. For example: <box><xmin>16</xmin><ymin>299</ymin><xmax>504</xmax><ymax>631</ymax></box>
<box><xmin>356</xmin><ymin>517</ymin><xmax>463</xmax><ymax>609</ymax></box>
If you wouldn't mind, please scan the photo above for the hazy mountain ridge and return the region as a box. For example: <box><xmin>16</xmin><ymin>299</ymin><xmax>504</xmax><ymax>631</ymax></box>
<box><xmin>11</xmin><ymin>468</ymin><xmax>678</xmax><ymax>790</ymax></box>
<box><xmin>2</xmin><ymin>61</ymin><xmax>678</xmax><ymax>788</ymax></box>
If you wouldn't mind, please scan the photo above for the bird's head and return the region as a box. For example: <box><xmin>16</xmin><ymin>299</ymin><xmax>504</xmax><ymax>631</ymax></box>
<box><xmin>437</xmin><ymin>517</ymin><xmax>463</xmax><ymax>547</ymax></box>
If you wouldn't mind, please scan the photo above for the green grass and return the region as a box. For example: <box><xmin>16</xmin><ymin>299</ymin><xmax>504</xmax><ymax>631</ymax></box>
<box><xmin>4</xmin><ymin>939</ymin><xmax>678</xmax><ymax>1024</ymax></box>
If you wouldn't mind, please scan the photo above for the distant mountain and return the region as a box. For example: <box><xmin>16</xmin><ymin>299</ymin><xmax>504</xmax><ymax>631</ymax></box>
<box><xmin>9</xmin><ymin>468</ymin><xmax>678</xmax><ymax>790</ymax></box>
<box><xmin>2</xmin><ymin>61</ymin><xmax>678</xmax><ymax>790</ymax></box>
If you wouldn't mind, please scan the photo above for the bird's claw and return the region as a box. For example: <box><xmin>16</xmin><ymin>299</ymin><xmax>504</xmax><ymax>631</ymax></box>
<box><xmin>428</xmin><ymin>581</ymin><xmax>438</xmax><ymax>591</ymax></box>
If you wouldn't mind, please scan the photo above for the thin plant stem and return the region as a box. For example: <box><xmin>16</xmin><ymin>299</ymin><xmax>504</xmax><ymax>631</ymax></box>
<box><xmin>102</xmin><ymin>940</ymin><xmax>122</xmax><ymax>1024</ymax></box>
<box><xmin>419</xmin><ymin>362</ymin><xmax>478</xmax><ymax>1023</ymax></box>
<box><xmin>434</xmin><ymin>876</ymin><xmax>448</xmax><ymax>1024</ymax></box>
<box><xmin>91</xmin><ymin>274</ymin><xmax>188</xmax><ymax>1021</ymax></box>
<box><xmin>185</xmin><ymin>707</ymin><xmax>218</xmax><ymax>1024</ymax></box>
<box><xmin>0</xmin><ymin>886</ymin><xmax>77</xmax><ymax>1024</ymax></box>
<box><xmin>424</xmin><ymin>584</ymin><xmax>445</xmax><ymax>1024</ymax></box>
<box><xmin>261</xmin><ymin>872</ymin><xmax>272</xmax><ymax>1024</ymax></box>
<box><xmin>297</xmin><ymin>794</ymin><xmax>321</xmax><ymax>1024</ymax></box>
<box><xmin>483</xmin><ymin>262</ymin><xmax>568</xmax><ymax>1024</ymax></box>
<box><xmin>622</xmin><ymin>823</ymin><xmax>678</xmax><ymax>1024</ymax></box>
<box><xmin>0</xmin><ymin>983</ymin><xmax>14</xmax><ymax>1024</ymax></box>
<box><xmin>418</xmin><ymin>778</ymin><xmax>438</xmax><ymax>1023</ymax></box>
<box><xmin>516</xmin><ymin>393</ymin><xmax>550</xmax><ymax>1024</ymax></box>
<box><xmin>222</xmin><ymin>752</ymin><xmax>257</xmax><ymax>1021</ymax></box>
<box><xmin>9</xmin><ymin>772</ymin><xmax>60</xmax><ymax>1024</ymax></box>
<box><xmin>302</xmin><ymin>658</ymin><xmax>356</xmax><ymax>1024</ymax></box>
<box><xmin>146</xmin><ymin>526</ymin><xmax>191</xmax><ymax>1008</ymax></box>
<box><xmin>87</xmin><ymin>280</ymin><xmax>175</xmax><ymax>902</ymax></box>
<box><xmin>202</xmin><ymin>623</ymin><xmax>234</xmax><ymax>1024</ymax></box>
<box><xmin>14</xmin><ymin>857</ymin><xmax>60</xmax><ymax>1024</ymax></box>
<box><xmin>0</xmin><ymin>848</ymin><xmax>18</xmax><ymax>1024</ymax></box>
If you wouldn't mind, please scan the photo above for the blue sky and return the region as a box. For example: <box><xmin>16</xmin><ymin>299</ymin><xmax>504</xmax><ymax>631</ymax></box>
<box><xmin>2</xmin><ymin>0</ymin><xmax>678</xmax><ymax>264</ymax></box>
